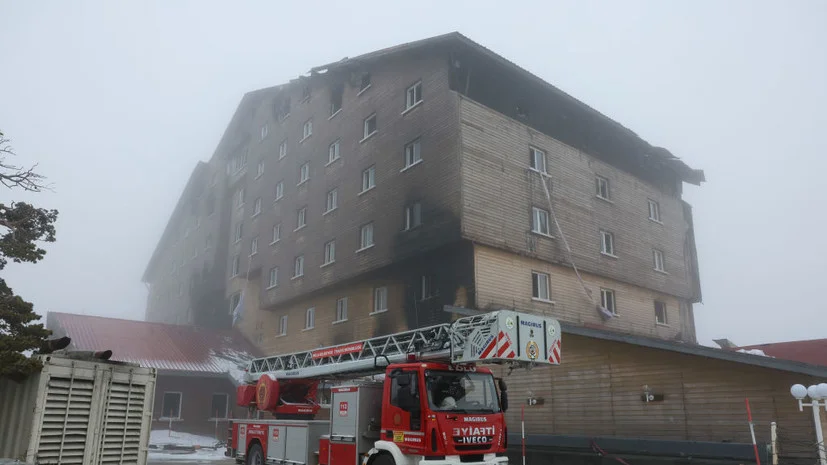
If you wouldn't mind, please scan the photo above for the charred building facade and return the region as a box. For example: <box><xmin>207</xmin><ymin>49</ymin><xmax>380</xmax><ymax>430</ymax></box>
<box><xmin>143</xmin><ymin>33</ymin><xmax>703</xmax><ymax>352</ymax></box>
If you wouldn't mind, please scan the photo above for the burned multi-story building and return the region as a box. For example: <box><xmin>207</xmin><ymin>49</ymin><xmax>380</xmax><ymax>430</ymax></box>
<box><xmin>140</xmin><ymin>34</ymin><xmax>827</xmax><ymax>463</ymax></box>
<box><xmin>144</xmin><ymin>31</ymin><xmax>703</xmax><ymax>350</ymax></box>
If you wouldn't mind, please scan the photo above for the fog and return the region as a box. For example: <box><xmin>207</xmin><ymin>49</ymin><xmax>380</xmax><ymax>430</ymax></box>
<box><xmin>1</xmin><ymin>0</ymin><xmax>824</xmax><ymax>347</ymax></box>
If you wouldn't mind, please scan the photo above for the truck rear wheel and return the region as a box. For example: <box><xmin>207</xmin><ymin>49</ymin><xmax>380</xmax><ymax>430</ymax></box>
<box><xmin>246</xmin><ymin>443</ymin><xmax>264</xmax><ymax>465</ymax></box>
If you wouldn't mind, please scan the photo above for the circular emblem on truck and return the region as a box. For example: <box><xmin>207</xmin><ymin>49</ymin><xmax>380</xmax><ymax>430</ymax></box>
<box><xmin>505</xmin><ymin>317</ymin><xmax>515</xmax><ymax>329</ymax></box>
<box><xmin>526</xmin><ymin>341</ymin><xmax>539</xmax><ymax>360</ymax></box>
<box><xmin>257</xmin><ymin>382</ymin><xmax>268</xmax><ymax>405</ymax></box>
<box><xmin>548</xmin><ymin>325</ymin><xmax>556</xmax><ymax>337</ymax></box>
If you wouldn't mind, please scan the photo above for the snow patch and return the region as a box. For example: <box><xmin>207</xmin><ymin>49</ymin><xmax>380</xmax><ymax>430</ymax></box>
<box><xmin>737</xmin><ymin>349</ymin><xmax>771</xmax><ymax>357</ymax></box>
<box><xmin>148</xmin><ymin>447</ymin><xmax>228</xmax><ymax>462</ymax></box>
<box><xmin>150</xmin><ymin>429</ymin><xmax>221</xmax><ymax>448</ymax></box>
<box><xmin>149</xmin><ymin>430</ymin><xmax>228</xmax><ymax>462</ymax></box>
<box><xmin>209</xmin><ymin>348</ymin><xmax>253</xmax><ymax>386</ymax></box>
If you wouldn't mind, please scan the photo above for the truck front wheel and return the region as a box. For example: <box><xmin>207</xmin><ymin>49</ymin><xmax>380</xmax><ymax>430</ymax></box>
<box><xmin>246</xmin><ymin>443</ymin><xmax>264</xmax><ymax>465</ymax></box>
<box><xmin>370</xmin><ymin>453</ymin><xmax>395</xmax><ymax>465</ymax></box>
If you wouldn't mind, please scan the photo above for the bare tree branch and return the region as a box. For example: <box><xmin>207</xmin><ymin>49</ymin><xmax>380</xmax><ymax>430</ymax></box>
<box><xmin>0</xmin><ymin>131</ymin><xmax>52</xmax><ymax>192</ymax></box>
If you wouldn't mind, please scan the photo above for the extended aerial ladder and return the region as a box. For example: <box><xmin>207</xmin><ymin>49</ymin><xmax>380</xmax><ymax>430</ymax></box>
<box><xmin>243</xmin><ymin>309</ymin><xmax>562</xmax><ymax>385</ymax></box>
<box><xmin>231</xmin><ymin>310</ymin><xmax>563</xmax><ymax>465</ymax></box>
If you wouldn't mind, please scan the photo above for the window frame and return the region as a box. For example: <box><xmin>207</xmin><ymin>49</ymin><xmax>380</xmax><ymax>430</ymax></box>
<box><xmin>529</xmin><ymin>147</ymin><xmax>547</xmax><ymax>174</ymax></box>
<box><xmin>596</xmin><ymin>175</ymin><xmax>611</xmax><ymax>201</ymax></box>
<box><xmin>305</xmin><ymin>307</ymin><xmax>315</xmax><ymax>330</ymax></box>
<box><xmin>250</xmin><ymin>236</ymin><xmax>258</xmax><ymax>256</ymax></box>
<box><xmin>271</xmin><ymin>223</ymin><xmax>282</xmax><ymax>244</ymax></box>
<box><xmin>334</xmin><ymin>297</ymin><xmax>348</xmax><ymax>323</ymax></box>
<box><xmin>600</xmin><ymin>230</ymin><xmax>616</xmax><ymax>257</ymax></box>
<box><xmin>260</xmin><ymin>124</ymin><xmax>269</xmax><ymax>141</ymax></box>
<box><xmin>302</xmin><ymin>119</ymin><xmax>313</xmax><ymax>141</ymax></box>
<box><xmin>405</xmin><ymin>81</ymin><xmax>423</xmax><ymax>110</ymax></box>
<box><xmin>531</xmin><ymin>271</ymin><xmax>552</xmax><ymax>302</ymax></box>
<box><xmin>230</xmin><ymin>255</ymin><xmax>240</xmax><ymax>277</ymax></box>
<box><xmin>279</xmin><ymin>140</ymin><xmax>288</xmax><ymax>159</ymax></box>
<box><xmin>372</xmin><ymin>286</ymin><xmax>388</xmax><ymax>314</ymax></box>
<box><xmin>531</xmin><ymin>206</ymin><xmax>551</xmax><ymax>236</ymax></box>
<box><xmin>323</xmin><ymin>240</ymin><xmax>336</xmax><ymax>265</ymax></box>
<box><xmin>325</xmin><ymin>189</ymin><xmax>338</xmax><ymax>213</ymax></box>
<box><xmin>654</xmin><ymin>301</ymin><xmax>668</xmax><ymax>325</ymax></box>
<box><xmin>362</xmin><ymin>114</ymin><xmax>377</xmax><ymax>141</ymax></box>
<box><xmin>275</xmin><ymin>180</ymin><xmax>284</xmax><ymax>201</ymax></box>
<box><xmin>298</xmin><ymin>163</ymin><xmax>310</xmax><ymax>185</ymax></box>
<box><xmin>328</xmin><ymin>140</ymin><xmax>341</xmax><ymax>164</ymax></box>
<box><xmin>600</xmin><ymin>288</ymin><xmax>617</xmax><ymax>315</ymax></box>
<box><xmin>296</xmin><ymin>207</ymin><xmax>307</xmax><ymax>230</ymax></box>
<box><xmin>648</xmin><ymin>199</ymin><xmax>662</xmax><ymax>223</ymax></box>
<box><xmin>293</xmin><ymin>255</ymin><xmax>304</xmax><ymax>278</ymax></box>
<box><xmin>256</xmin><ymin>159</ymin><xmax>265</xmax><ymax>178</ymax></box>
<box><xmin>160</xmin><ymin>391</ymin><xmax>183</xmax><ymax>420</ymax></box>
<box><xmin>361</xmin><ymin>165</ymin><xmax>376</xmax><ymax>193</ymax></box>
<box><xmin>358</xmin><ymin>222</ymin><xmax>375</xmax><ymax>251</ymax></box>
<box><xmin>235</xmin><ymin>187</ymin><xmax>245</xmax><ymax>209</ymax></box>
<box><xmin>209</xmin><ymin>393</ymin><xmax>229</xmax><ymax>420</ymax></box>
<box><xmin>653</xmin><ymin>249</ymin><xmax>666</xmax><ymax>273</ymax></box>
<box><xmin>278</xmin><ymin>315</ymin><xmax>288</xmax><ymax>336</ymax></box>
<box><xmin>253</xmin><ymin>197</ymin><xmax>262</xmax><ymax>217</ymax></box>
<box><xmin>268</xmin><ymin>266</ymin><xmax>279</xmax><ymax>289</ymax></box>
<box><xmin>404</xmin><ymin>202</ymin><xmax>422</xmax><ymax>230</ymax></box>
<box><xmin>403</xmin><ymin>138</ymin><xmax>422</xmax><ymax>170</ymax></box>
<box><xmin>233</xmin><ymin>222</ymin><xmax>243</xmax><ymax>243</ymax></box>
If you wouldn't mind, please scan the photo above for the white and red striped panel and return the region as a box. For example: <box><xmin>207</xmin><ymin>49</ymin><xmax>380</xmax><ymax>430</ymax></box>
<box><xmin>548</xmin><ymin>339</ymin><xmax>561</xmax><ymax>364</ymax></box>
<box><xmin>478</xmin><ymin>331</ymin><xmax>516</xmax><ymax>360</ymax></box>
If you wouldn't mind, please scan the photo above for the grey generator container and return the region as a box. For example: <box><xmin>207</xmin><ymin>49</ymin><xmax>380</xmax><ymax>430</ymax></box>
<box><xmin>0</xmin><ymin>354</ymin><xmax>157</xmax><ymax>465</ymax></box>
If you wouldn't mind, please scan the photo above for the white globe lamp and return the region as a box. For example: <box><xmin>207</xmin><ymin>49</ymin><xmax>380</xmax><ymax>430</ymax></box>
<box><xmin>791</xmin><ymin>384</ymin><xmax>808</xmax><ymax>400</ymax></box>
<box><xmin>807</xmin><ymin>385</ymin><xmax>822</xmax><ymax>400</ymax></box>
<box><xmin>817</xmin><ymin>383</ymin><xmax>827</xmax><ymax>400</ymax></box>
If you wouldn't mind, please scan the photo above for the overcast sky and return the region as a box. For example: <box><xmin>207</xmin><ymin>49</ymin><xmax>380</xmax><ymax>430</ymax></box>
<box><xmin>1</xmin><ymin>1</ymin><xmax>824</xmax><ymax>347</ymax></box>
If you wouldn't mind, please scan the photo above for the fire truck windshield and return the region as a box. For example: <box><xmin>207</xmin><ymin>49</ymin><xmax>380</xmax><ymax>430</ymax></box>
<box><xmin>425</xmin><ymin>370</ymin><xmax>500</xmax><ymax>413</ymax></box>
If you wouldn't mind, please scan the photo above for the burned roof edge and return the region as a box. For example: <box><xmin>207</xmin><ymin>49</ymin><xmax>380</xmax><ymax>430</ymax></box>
<box><xmin>310</xmin><ymin>32</ymin><xmax>704</xmax><ymax>185</ymax></box>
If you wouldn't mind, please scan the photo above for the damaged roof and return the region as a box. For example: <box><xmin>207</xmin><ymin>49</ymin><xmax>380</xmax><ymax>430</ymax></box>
<box><xmin>734</xmin><ymin>338</ymin><xmax>827</xmax><ymax>368</ymax></box>
<box><xmin>47</xmin><ymin>312</ymin><xmax>261</xmax><ymax>384</ymax></box>
<box><xmin>311</xmin><ymin>32</ymin><xmax>704</xmax><ymax>185</ymax></box>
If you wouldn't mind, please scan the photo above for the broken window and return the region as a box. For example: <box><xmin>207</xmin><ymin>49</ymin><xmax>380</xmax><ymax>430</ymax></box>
<box><xmin>330</xmin><ymin>84</ymin><xmax>343</xmax><ymax>116</ymax></box>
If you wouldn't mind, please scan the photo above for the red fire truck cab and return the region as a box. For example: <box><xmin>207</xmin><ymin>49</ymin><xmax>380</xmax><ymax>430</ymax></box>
<box><xmin>229</xmin><ymin>361</ymin><xmax>509</xmax><ymax>465</ymax></box>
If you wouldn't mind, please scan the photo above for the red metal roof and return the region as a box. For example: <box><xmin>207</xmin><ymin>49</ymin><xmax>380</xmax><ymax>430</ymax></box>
<box><xmin>47</xmin><ymin>312</ymin><xmax>262</xmax><ymax>378</ymax></box>
<box><xmin>737</xmin><ymin>338</ymin><xmax>827</xmax><ymax>367</ymax></box>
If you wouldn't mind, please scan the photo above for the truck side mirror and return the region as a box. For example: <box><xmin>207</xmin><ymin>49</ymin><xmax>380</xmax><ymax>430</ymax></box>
<box><xmin>498</xmin><ymin>378</ymin><xmax>508</xmax><ymax>392</ymax></box>
<box><xmin>500</xmin><ymin>391</ymin><xmax>509</xmax><ymax>412</ymax></box>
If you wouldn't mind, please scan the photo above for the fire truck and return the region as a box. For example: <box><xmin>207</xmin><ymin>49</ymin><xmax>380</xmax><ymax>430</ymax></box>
<box><xmin>228</xmin><ymin>309</ymin><xmax>562</xmax><ymax>465</ymax></box>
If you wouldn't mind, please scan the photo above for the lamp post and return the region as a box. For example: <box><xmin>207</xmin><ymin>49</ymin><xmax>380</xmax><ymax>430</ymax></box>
<box><xmin>790</xmin><ymin>382</ymin><xmax>827</xmax><ymax>465</ymax></box>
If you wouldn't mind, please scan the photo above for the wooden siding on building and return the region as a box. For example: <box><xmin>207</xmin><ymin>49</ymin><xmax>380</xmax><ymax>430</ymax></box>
<box><xmin>474</xmin><ymin>244</ymin><xmax>688</xmax><ymax>339</ymax></box>
<box><xmin>497</xmin><ymin>334</ymin><xmax>821</xmax><ymax>458</ymax></box>
<box><xmin>458</xmin><ymin>95</ymin><xmax>696</xmax><ymax>302</ymax></box>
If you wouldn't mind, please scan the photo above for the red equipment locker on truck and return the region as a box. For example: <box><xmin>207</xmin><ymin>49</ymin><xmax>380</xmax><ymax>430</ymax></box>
<box><xmin>228</xmin><ymin>309</ymin><xmax>562</xmax><ymax>465</ymax></box>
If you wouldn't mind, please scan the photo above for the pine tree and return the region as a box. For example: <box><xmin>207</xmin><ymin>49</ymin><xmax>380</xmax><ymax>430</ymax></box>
<box><xmin>0</xmin><ymin>130</ymin><xmax>60</xmax><ymax>380</ymax></box>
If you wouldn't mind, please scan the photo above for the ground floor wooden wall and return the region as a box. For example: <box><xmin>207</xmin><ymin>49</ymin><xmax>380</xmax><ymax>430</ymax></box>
<box><xmin>495</xmin><ymin>334</ymin><xmax>824</xmax><ymax>459</ymax></box>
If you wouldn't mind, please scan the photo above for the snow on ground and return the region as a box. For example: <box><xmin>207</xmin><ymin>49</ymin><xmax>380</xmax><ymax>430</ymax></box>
<box><xmin>150</xmin><ymin>429</ymin><xmax>222</xmax><ymax>447</ymax></box>
<box><xmin>737</xmin><ymin>348</ymin><xmax>771</xmax><ymax>357</ymax></box>
<box><xmin>148</xmin><ymin>447</ymin><xmax>228</xmax><ymax>463</ymax></box>
<box><xmin>149</xmin><ymin>430</ymin><xmax>227</xmax><ymax>462</ymax></box>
